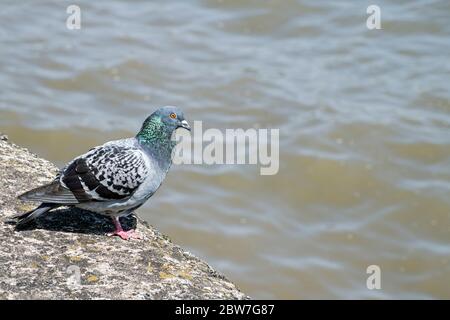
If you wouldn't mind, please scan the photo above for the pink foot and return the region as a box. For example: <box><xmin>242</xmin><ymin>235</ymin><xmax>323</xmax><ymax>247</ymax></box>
<box><xmin>107</xmin><ymin>216</ymin><xmax>143</xmax><ymax>240</ymax></box>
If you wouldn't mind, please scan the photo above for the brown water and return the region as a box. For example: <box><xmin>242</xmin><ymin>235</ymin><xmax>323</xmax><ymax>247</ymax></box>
<box><xmin>1</xmin><ymin>0</ymin><xmax>450</xmax><ymax>299</ymax></box>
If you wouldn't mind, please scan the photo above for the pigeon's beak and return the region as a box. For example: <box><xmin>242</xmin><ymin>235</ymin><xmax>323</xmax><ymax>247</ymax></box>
<box><xmin>179</xmin><ymin>119</ymin><xmax>191</xmax><ymax>131</ymax></box>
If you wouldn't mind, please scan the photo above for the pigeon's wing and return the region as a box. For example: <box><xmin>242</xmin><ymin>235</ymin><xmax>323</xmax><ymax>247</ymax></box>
<box><xmin>61</xmin><ymin>145</ymin><xmax>149</xmax><ymax>202</ymax></box>
<box><xmin>20</xmin><ymin>145</ymin><xmax>149</xmax><ymax>204</ymax></box>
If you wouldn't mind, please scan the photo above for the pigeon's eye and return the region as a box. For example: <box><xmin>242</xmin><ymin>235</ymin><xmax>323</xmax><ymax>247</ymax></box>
<box><xmin>169</xmin><ymin>113</ymin><xmax>177</xmax><ymax>119</ymax></box>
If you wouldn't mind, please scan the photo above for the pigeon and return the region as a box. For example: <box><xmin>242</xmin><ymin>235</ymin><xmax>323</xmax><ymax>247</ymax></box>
<box><xmin>14</xmin><ymin>106</ymin><xmax>191</xmax><ymax>240</ymax></box>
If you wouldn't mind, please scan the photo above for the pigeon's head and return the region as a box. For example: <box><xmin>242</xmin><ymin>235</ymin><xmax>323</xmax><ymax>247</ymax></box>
<box><xmin>137</xmin><ymin>106</ymin><xmax>191</xmax><ymax>145</ymax></box>
<box><xmin>153</xmin><ymin>106</ymin><xmax>191</xmax><ymax>132</ymax></box>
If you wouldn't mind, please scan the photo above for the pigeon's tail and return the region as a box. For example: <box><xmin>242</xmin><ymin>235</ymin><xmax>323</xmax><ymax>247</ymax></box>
<box><xmin>18</xmin><ymin>181</ymin><xmax>80</xmax><ymax>204</ymax></box>
<box><xmin>19</xmin><ymin>182</ymin><xmax>59</xmax><ymax>202</ymax></box>
<box><xmin>12</xmin><ymin>203</ymin><xmax>59</xmax><ymax>229</ymax></box>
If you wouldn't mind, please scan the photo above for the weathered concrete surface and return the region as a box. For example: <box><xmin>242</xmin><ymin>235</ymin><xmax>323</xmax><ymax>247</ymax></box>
<box><xmin>0</xmin><ymin>137</ymin><xmax>248</xmax><ymax>300</ymax></box>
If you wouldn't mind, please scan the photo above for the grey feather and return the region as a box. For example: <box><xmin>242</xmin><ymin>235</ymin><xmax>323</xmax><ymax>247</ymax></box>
<box><xmin>19</xmin><ymin>181</ymin><xmax>79</xmax><ymax>204</ymax></box>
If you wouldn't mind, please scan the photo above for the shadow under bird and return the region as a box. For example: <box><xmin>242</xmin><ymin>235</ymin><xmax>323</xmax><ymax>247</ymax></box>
<box><xmin>13</xmin><ymin>106</ymin><xmax>191</xmax><ymax>240</ymax></box>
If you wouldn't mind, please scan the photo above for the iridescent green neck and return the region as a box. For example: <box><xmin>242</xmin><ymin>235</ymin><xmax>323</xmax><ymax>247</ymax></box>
<box><xmin>137</xmin><ymin>116</ymin><xmax>165</xmax><ymax>142</ymax></box>
<box><xmin>136</xmin><ymin>116</ymin><xmax>175</xmax><ymax>169</ymax></box>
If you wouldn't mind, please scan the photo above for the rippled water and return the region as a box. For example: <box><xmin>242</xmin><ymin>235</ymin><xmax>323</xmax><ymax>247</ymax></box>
<box><xmin>1</xmin><ymin>0</ymin><xmax>450</xmax><ymax>299</ymax></box>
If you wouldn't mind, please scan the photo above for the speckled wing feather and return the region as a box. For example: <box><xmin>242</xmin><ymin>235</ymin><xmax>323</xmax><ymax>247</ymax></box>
<box><xmin>60</xmin><ymin>145</ymin><xmax>148</xmax><ymax>202</ymax></box>
<box><xmin>20</xmin><ymin>144</ymin><xmax>149</xmax><ymax>204</ymax></box>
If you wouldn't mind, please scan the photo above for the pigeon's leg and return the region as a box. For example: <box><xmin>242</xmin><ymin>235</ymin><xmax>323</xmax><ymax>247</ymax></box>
<box><xmin>126</xmin><ymin>213</ymin><xmax>143</xmax><ymax>240</ymax></box>
<box><xmin>107</xmin><ymin>216</ymin><xmax>142</xmax><ymax>240</ymax></box>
